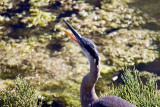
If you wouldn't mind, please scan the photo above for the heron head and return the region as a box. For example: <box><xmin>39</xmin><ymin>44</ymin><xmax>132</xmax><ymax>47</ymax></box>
<box><xmin>63</xmin><ymin>20</ymin><xmax>99</xmax><ymax>64</ymax></box>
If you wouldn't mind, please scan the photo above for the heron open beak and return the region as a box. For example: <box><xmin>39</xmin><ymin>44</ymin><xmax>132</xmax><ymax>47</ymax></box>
<box><xmin>64</xmin><ymin>30</ymin><xmax>80</xmax><ymax>44</ymax></box>
<box><xmin>63</xmin><ymin>20</ymin><xmax>82</xmax><ymax>44</ymax></box>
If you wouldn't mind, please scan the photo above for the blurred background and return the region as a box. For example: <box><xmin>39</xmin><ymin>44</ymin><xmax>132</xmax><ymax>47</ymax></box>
<box><xmin>0</xmin><ymin>0</ymin><xmax>159</xmax><ymax>106</ymax></box>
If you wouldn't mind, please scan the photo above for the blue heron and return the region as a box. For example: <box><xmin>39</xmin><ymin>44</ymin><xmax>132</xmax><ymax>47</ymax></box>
<box><xmin>63</xmin><ymin>20</ymin><xmax>136</xmax><ymax>107</ymax></box>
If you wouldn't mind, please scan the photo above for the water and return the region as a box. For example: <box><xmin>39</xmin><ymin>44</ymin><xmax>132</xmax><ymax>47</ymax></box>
<box><xmin>128</xmin><ymin>0</ymin><xmax>160</xmax><ymax>31</ymax></box>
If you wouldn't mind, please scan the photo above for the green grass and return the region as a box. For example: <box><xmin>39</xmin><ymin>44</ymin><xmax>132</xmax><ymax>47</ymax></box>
<box><xmin>0</xmin><ymin>77</ymin><xmax>38</xmax><ymax>107</ymax></box>
<box><xmin>0</xmin><ymin>69</ymin><xmax>159</xmax><ymax>107</ymax></box>
<box><xmin>112</xmin><ymin>68</ymin><xmax>160</xmax><ymax>107</ymax></box>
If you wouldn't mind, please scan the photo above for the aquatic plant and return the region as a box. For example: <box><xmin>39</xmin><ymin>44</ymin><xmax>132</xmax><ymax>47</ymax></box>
<box><xmin>29</xmin><ymin>0</ymin><xmax>53</xmax><ymax>7</ymax></box>
<box><xmin>100</xmin><ymin>29</ymin><xmax>159</xmax><ymax>68</ymax></box>
<box><xmin>22</xmin><ymin>8</ymin><xmax>56</xmax><ymax>27</ymax></box>
<box><xmin>112</xmin><ymin>68</ymin><xmax>160</xmax><ymax>107</ymax></box>
<box><xmin>0</xmin><ymin>0</ymin><xmax>13</xmax><ymax>13</ymax></box>
<box><xmin>0</xmin><ymin>0</ymin><xmax>159</xmax><ymax>106</ymax></box>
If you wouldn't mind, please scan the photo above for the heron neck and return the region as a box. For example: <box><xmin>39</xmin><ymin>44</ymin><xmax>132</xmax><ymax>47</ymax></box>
<box><xmin>80</xmin><ymin>57</ymin><xmax>100</xmax><ymax>107</ymax></box>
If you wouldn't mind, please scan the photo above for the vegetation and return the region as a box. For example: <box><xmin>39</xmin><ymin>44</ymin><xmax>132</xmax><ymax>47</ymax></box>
<box><xmin>22</xmin><ymin>8</ymin><xmax>56</xmax><ymax>27</ymax></box>
<box><xmin>112</xmin><ymin>68</ymin><xmax>160</xmax><ymax>107</ymax></box>
<box><xmin>0</xmin><ymin>0</ymin><xmax>159</xmax><ymax>106</ymax></box>
<box><xmin>0</xmin><ymin>69</ymin><xmax>159</xmax><ymax>107</ymax></box>
<box><xmin>0</xmin><ymin>77</ymin><xmax>38</xmax><ymax>107</ymax></box>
